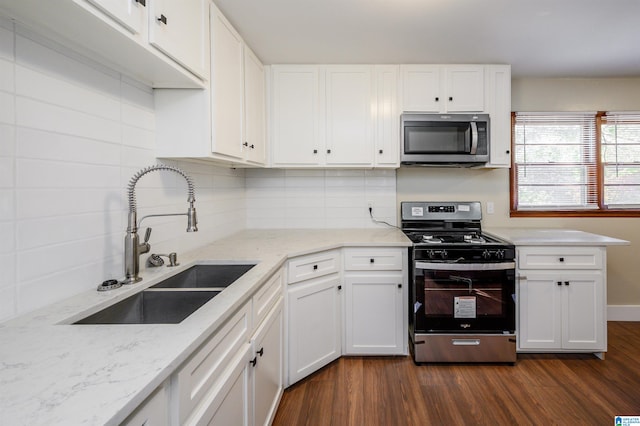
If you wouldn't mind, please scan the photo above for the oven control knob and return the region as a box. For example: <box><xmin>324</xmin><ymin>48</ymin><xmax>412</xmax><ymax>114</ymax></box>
<box><xmin>495</xmin><ymin>250</ymin><xmax>505</xmax><ymax>259</ymax></box>
<box><xmin>482</xmin><ymin>249</ymin><xmax>491</xmax><ymax>259</ymax></box>
<box><xmin>427</xmin><ymin>250</ymin><xmax>436</xmax><ymax>259</ymax></box>
<box><xmin>440</xmin><ymin>250</ymin><xmax>448</xmax><ymax>259</ymax></box>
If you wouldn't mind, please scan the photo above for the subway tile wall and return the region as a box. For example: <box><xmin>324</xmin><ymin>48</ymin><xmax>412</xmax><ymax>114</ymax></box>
<box><xmin>0</xmin><ymin>19</ymin><xmax>246</xmax><ymax>321</ymax></box>
<box><xmin>246</xmin><ymin>169</ymin><xmax>397</xmax><ymax>228</ymax></box>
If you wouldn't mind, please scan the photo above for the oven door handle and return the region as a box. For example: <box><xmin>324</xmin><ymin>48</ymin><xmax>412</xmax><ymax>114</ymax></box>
<box><xmin>415</xmin><ymin>261</ymin><xmax>515</xmax><ymax>271</ymax></box>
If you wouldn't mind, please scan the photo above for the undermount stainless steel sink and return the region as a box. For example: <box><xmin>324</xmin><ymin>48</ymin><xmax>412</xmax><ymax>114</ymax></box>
<box><xmin>150</xmin><ymin>263</ymin><xmax>256</xmax><ymax>289</ymax></box>
<box><xmin>74</xmin><ymin>264</ymin><xmax>256</xmax><ymax>325</ymax></box>
<box><xmin>74</xmin><ymin>290</ymin><xmax>220</xmax><ymax>324</ymax></box>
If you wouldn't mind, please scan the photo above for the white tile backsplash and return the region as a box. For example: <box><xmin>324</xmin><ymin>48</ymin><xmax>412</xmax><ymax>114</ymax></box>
<box><xmin>246</xmin><ymin>169</ymin><xmax>397</xmax><ymax>229</ymax></box>
<box><xmin>0</xmin><ymin>23</ymin><xmax>247</xmax><ymax>322</ymax></box>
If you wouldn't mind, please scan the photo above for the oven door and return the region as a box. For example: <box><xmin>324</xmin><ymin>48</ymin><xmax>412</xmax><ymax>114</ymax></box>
<box><xmin>413</xmin><ymin>261</ymin><xmax>515</xmax><ymax>333</ymax></box>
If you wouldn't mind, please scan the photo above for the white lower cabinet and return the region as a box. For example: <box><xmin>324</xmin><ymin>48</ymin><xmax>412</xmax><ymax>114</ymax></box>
<box><xmin>517</xmin><ymin>246</ymin><xmax>607</xmax><ymax>358</ymax></box>
<box><xmin>250</xmin><ymin>299</ymin><xmax>284</xmax><ymax>426</ymax></box>
<box><xmin>343</xmin><ymin>274</ymin><xmax>405</xmax><ymax>355</ymax></box>
<box><xmin>342</xmin><ymin>248</ymin><xmax>407</xmax><ymax>355</ymax></box>
<box><xmin>287</xmin><ymin>274</ymin><xmax>342</xmax><ymax>385</ymax></box>
<box><xmin>121</xmin><ymin>381</ymin><xmax>170</xmax><ymax>426</ymax></box>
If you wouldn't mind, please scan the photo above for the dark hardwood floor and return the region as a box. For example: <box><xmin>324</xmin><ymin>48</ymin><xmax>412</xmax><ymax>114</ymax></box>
<box><xmin>273</xmin><ymin>322</ymin><xmax>640</xmax><ymax>425</ymax></box>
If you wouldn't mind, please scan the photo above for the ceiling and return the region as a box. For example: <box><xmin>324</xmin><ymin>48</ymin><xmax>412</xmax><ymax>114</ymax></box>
<box><xmin>214</xmin><ymin>0</ymin><xmax>640</xmax><ymax>78</ymax></box>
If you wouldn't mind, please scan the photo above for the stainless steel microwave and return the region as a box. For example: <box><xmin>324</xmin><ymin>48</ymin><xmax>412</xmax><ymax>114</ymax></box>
<box><xmin>400</xmin><ymin>113</ymin><xmax>490</xmax><ymax>166</ymax></box>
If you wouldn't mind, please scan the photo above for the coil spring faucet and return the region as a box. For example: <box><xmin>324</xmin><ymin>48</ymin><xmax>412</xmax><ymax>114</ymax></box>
<box><xmin>122</xmin><ymin>164</ymin><xmax>197</xmax><ymax>284</ymax></box>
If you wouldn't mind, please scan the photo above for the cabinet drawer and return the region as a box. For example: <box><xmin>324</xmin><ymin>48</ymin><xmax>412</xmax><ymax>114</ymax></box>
<box><xmin>518</xmin><ymin>246</ymin><xmax>604</xmax><ymax>270</ymax></box>
<box><xmin>343</xmin><ymin>248</ymin><xmax>404</xmax><ymax>271</ymax></box>
<box><xmin>175</xmin><ymin>302</ymin><xmax>251</xmax><ymax>424</ymax></box>
<box><xmin>253</xmin><ymin>269</ymin><xmax>283</xmax><ymax>330</ymax></box>
<box><xmin>287</xmin><ymin>250</ymin><xmax>340</xmax><ymax>284</ymax></box>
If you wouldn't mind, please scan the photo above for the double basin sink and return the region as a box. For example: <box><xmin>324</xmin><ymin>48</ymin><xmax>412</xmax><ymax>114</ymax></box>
<box><xmin>74</xmin><ymin>264</ymin><xmax>255</xmax><ymax>325</ymax></box>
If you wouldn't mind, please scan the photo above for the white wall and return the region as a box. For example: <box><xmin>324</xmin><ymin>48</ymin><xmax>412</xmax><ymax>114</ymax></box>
<box><xmin>246</xmin><ymin>169</ymin><xmax>397</xmax><ymax>228</ymax></box>
<box><xmin>0</xmin><ymin>19</ymin><xmax>246</xmax><ymax>322</ymax></box>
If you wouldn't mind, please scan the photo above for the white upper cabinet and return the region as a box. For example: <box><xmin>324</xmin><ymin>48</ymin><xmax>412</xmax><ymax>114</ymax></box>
<box><xmin>374</xmin><ymin>65</ymin><xmax>400</xmax><ymax>167</ymax></box>
<box><xmin>401</xmin><ymin>64</ymin><xmax>484</xmax><ymax>113</ymax></box>
<box><xmin>211</xmin><ymin>6</ymin><xmax>244</xmax><ymax>159</ymax></box>
<box><xmin>0</xmin><ymin>0</ymin><xmax>208</xmax><ymax>87</ymax></box>
<box><xmin>148</xmin><ymin>0</ymin><xmax>209</xmax><ymax>79</ymax></box>
<box><xmin>84</xmin><ymin>0</ymin><xmax>147</xmax><ymax>35</ymax></box>
<box><xmin>270</xmin><ymin>65</ymin><xmax>397</xmax><ymax>168</ymax></box>
<box><xmin>484</xmin><ymin>65</ymin><xmax>512</xmax><ymax>168</ymax></box>
<box><xmin>325</xmin><ymin>66</ymin><xmax>374</xmax><ymax>166</ymax></box>
<box><xmin>155</xmin><ymin>3</ymin><xmax>266</xmax><ymax>166</ymax></box>
<box><xmin>271</xmin><ymin>66</ymin><xmax>321</xmax><ymax>166</ymax></box>
<box><xmin>243</xmin><ymin>47</ymin><xmax>267</xmax><ymax>165</ymax></box>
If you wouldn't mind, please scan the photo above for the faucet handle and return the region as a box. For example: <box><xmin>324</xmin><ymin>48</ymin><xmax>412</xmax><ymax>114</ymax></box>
<box><xmin>143</xmin><ymin>227</ymin><xmax>152</xmax><ymax>243</ymax></box>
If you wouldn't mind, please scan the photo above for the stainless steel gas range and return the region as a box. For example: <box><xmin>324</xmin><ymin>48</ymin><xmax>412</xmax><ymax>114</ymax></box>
<box><xmin>401</xmin><ymin>201</ymin><xmax>516</xmax><ymax>364</ymax></box>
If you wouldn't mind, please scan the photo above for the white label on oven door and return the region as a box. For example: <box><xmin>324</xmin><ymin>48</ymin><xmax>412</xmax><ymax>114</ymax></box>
<box><xmin>454</xmin><ymin>296</ymin><xmax>477</xmax><ymax>318</ymax></box>
<box><xmin>458</xmin><ymin>204</ymin><xmax>470</xmax><ymax>212</ymax></box>
<box><xmin>411</xmin><ymin>207</ymin><xmax>424</xmax><ymax>217</ymax></box>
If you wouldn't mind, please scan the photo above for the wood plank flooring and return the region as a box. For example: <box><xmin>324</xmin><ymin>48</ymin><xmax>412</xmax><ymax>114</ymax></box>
<box><xmin>273</xmin><ymin>322</ymin><xmax>640</xmax><ymax>426</ymax></box>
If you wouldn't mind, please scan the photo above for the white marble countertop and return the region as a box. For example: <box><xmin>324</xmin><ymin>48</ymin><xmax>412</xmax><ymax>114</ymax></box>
<box><xmin>485</xmin><ymin>228</ymin><xmax>630</xmax><ymax>246</ymax></box>
<box><xmin>0</xmin><ymin>228</ymin><xmax>411</xmax><ymax>426</ymax></box>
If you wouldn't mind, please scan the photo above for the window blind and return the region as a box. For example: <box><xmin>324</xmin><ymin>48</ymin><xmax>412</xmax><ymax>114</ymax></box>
<box><xmin>513</xmin><ymin>112</ymin><xmax>597</xmax><ymax>210</ymax></box>
<box><xmin>601</xmin><ymin>112</ymin><xmax>640</xmax><ymax>207</ymax></box>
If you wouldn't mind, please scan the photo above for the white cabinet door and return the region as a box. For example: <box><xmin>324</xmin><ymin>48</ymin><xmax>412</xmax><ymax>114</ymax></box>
<box><xmin>148</xmin><ymin>0</ymin><xmax>208</xmax><ymax>78</ymax></box>
<box><xmin>518</xmin><ymin>272</ymin><xmax>562</xmax><ymax>349</ymax></box>
<box><xmin>243</xmin><ymin>46</ymin><xmax>266</xmax><ymax>165</ymax></box>
<box><xmin>344</xmin><ymin>274</ymin><xmax>404</xmax><ymax>355</ymax></box>
<box><xmin>484</xmin><ymin>65</ymin><xmax>512</xmax><ymax>168</ymax></box>
<box><xmin>563</xmin><ymin>272</ymin><xmax>606</xmax><ymax>351</ymax></box>
<box><xmin>186</xmin><ymin>344</ymin><xmax>252</xmax><ymax>426</ymax></box>
<box><xmin>121</xmin><ymin>382</ymin><xmax>170</xmax><ymax>426</ymax></box>
<box><xmin>518</xmin><ymin>271</ymin><xmax>605</xmax><ymax>352</ymax></box>
<box><xmin>444</xmin><ymin>65</ymin><xmax>484</xmax><ymax>112</ymax></box>
<box><xmin>83</xmin><ymin>0</ymin><xmax>146</xmax><ymax>35</ymax></box>
<box><xmin>400</xmin><ymin>65</ymin><xmax>484</xmax><ymax>113</ymax></box>
<box><xmin>325</xmin><ymin>66</ymin><xmax>374</xmax><ymax>166</ymax></box>
<box><xmin>271</xmin><ymin>66</ymin><xmax>321</xmax><ymax>166</ymax></box>
<box><xmin>287</xmin><ymin>275</ymin><xmax>341</xmax><ymax>385</ymax></box>
<box><xmin>251</xmin><ymin>300</ymin><xmax>283</xmax><ymax>426</ymax></box>
<box><xmin>374</xmin><ymin>65</ymin><xmax>400</xmax><ymax>167</ymax></box>
<box><xmin>401</xmin><ymin>65</ymin><xmax>441</xmax><ymax>112</ymax></box>
<box><xmin>211</xmin><ymin>5</ymin><xmax>244</xmax><ymax>159</ymax></box>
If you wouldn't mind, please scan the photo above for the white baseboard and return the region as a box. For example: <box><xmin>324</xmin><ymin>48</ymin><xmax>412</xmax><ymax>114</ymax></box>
<box><xmin>607</xmin><ymin>305</ymin><xmax>640</xmax><ymax>321</ymax></box>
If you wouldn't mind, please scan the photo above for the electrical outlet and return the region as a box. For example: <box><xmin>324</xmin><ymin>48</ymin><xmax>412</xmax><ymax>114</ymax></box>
<box><xmin>487</xmin><ymin>201</ymin><xmax>495</xmax><ymax>214</ymax></box>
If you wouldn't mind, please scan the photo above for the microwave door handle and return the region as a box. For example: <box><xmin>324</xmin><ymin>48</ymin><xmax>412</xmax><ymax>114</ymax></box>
<box><xmin>470</xmin><ymin>122</ymin><xmax>478</xmax><ymax>155</ymax></box>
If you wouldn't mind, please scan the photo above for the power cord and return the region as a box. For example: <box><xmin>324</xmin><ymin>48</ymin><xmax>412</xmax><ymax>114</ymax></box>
<box><xmin>368</xmin><ymin>206</ymin><xmax>400</xmax><ymax>229</ymax></box>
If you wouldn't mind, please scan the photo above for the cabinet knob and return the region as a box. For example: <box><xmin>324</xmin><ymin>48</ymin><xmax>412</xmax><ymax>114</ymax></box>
<box><xmin>134</xmin><ymin>0</ymin><xmax>146</xmax><ymax>6</ymax></box>
<box><xmin>370</xmin><ymin>258</ymin><xmax>375</xmax><ymax>263</ymax></box>
<box><xmin>564</xmin><ymin>281</ymin><xmax>570</xmax><ymax>286</ymax></box>
<box><xmin>506</xmin><ymin>150</ymin><xmax>510</xmax><ymax>154</ymax></box>
<box><xmin>257</xmin><ymin>347</ymin><xmax>264</xmax><ymax>357</ymax></box>
<box><xmin>338</xmin><ymin>285</ymin><xmax>342</xmax><ymax>290</ymax></box>
<box><xmin>435</xmin><ymin>97</ymin><xmax>439</xmax><ymax>102</ymax></box>
<box><xmin>243</xmin><ymin>141</ymin><xmax>249</xmax><ymax>147</ymax></box>
<box><xmin>250</xmin><ymin>357</ymin><xmax>257</xmax><ymax>367</ymax></box>
<box><xmin>313</xmin><ymin>264</ymin><xmax>318</xmax><ymax>270</ymax></box>
<box><xmin>379</xmin><ymin>149</ymin><xmax>383</xmax><ymax>154</ymax></box>
<box><xmin>327</xmin><ymin>149</ymin><xmax>331</xmax><ymax>154</ymax></box>
<box><xmin>557</xmin><ymin>281</ymin><xmax>562</xmax><ymax>286</ymax></box>
<box><xmin>250</xmin><ymin>144</ymin><xmax>255</xmax><ymax>149</ymax></box>
<box><xmin>157</xmin><ymin>14</ymin><xmax>167</xmax><ymax>25</ymax></box>
<box><xmin>397</xmin><ymin>284</ymin><xmax>402</xmax><ymax>289</ymax></box>
<box><xmin>559</xmin><ymin>257</ymin><xmax>565</xmax><ymax>262</ymax></box>
<box><xmin>449</xmin><ymin>96</ymin><xmax>453</xmax><ymax>101</ymax></box>
<box><xmin>313</xmin><ymin>149</ymin><xmax>318</xmax><ymax>154</ymax></box>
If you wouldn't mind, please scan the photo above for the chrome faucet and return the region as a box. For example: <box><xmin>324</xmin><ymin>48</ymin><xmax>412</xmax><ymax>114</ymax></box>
<box><xmin>122</xmin><ymin>164</ymin><xmax>198</xmax><ymax>284</ymax></box>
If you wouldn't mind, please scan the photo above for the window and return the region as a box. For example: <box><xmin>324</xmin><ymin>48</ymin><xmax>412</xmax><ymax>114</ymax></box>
<box><xmin>511</xmin><ymin>112</ymin><xmax>640</xmax><ymax>217</ymax></box>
